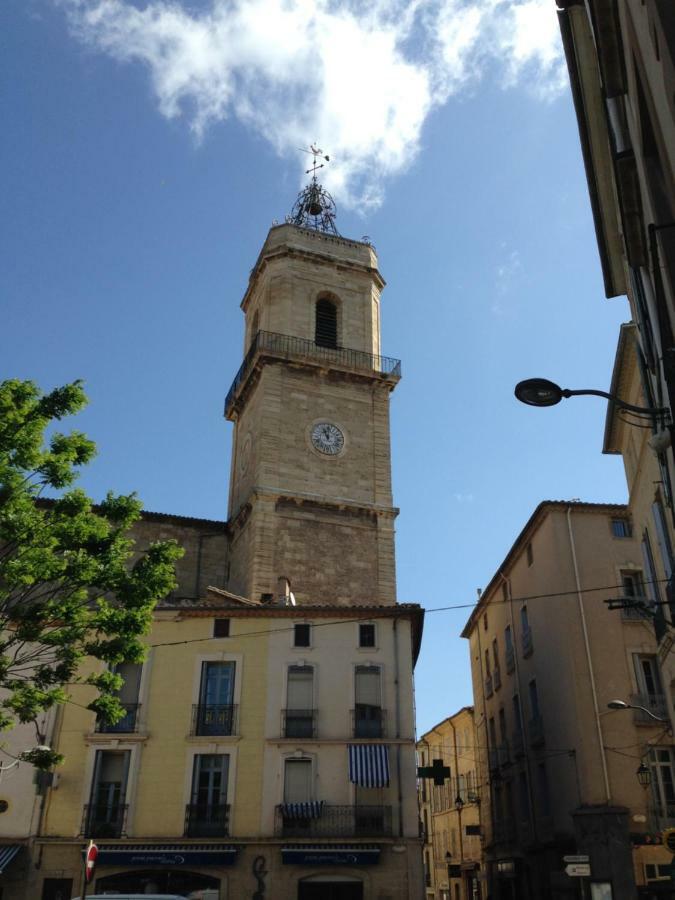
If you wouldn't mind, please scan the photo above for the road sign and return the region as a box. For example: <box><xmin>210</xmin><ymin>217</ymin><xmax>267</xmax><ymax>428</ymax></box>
<box><xmin>563</xmin><ymin>855</ymin><xmax>590</xmax><ymax>864</ymax></box>
<box><xmin>565</xmin><ymin>863</ymin><xmax>591</xmax><ymax>877</ymax></box>
<box><xmin>85</xmin><ymin>841</ymin><xmax>98</xmax><ymax>882</ymax></box>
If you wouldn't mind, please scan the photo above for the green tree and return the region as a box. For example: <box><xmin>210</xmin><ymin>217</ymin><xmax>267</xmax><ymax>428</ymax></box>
<box><xmin>0</xmin><ymin>379</ymin><xmax>183</xmax><ymax>766</ymax></box>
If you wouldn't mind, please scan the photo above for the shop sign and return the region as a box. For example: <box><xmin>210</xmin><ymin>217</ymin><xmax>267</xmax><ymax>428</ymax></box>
<box><xmin>94</xmin><ymin>845</ymin><xmax>238</xmax><ymax>867</ymax></box>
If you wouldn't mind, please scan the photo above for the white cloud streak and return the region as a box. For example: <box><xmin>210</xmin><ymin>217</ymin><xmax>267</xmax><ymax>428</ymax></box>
<box><xmin>58</xmin><ymin>0</ymin><xmax>567</xmax><ymax>208</ymax></box>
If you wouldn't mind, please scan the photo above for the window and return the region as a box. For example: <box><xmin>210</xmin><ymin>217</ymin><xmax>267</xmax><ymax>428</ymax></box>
<box><xmin>612</xmin><ymin>518</ymin><xmax>632</xmax><ymax>538</ymax></box>
<box><xmin>213</xmin><ymin>618</ymin><xmax>230</xmax><ymax>638</ymax></box>
<box><xmin>634</xmin><ymin>654</ymin><xmax>663</xmax><ymax>700</ymax></box>
<box><xmin>518</xmin><ymin>771</ymin><xmax>530</xmax><ymax>823</ymax></box>
<box><xmin>622</xmin><ymin>570</ymin><xmax>645</xmax><ymax>600</ymax></box>
<box><xmin>315</xmin><ymin>297</ymin><xmax>338</xmax><ymax>348</ymax></box>
<box><xmin>526</xmin><ymin>542</ymin><xmax>533</xmax><ymax>567</ymax></box>
<box><xmin>87</xmin><ymin>750</ymin><xmax>130</xmax><ymax>837</ymax></box>
<box><xmin>483</xmin><ymin>613</ymin><xmax>488</xmax><ymax>631</ymax></box>
<box><xmin>96</xmin><ymin>662</ymin><xmax>142</xmax><ymax>733</ymax></box>
<box><xmin>285</xmin><ymin>665</ymin><xmax>314</xmax><ymax>738</ymax></box>
<box><xmin>187</xmin><ymin>754</ymin><xmax>229</xmax><ymax>836</ymax></box>
<box><xmin>504</xmin><ymin>626</ymin><xmax>514</xmax><ymax>667</ymax></box>
<box><xmin>284</xmin><ymin>758</ymin><xmax>312</xmax><ymax>803</ymax></box>
<box><xmin>652</xmin><ymin>499</ymin><xmax>674</xmax><ymax>579</ymax></box>
<box><xmin>498</xmin><ymin>708</ymin><xmax>507</xmax><ymax>745</ymax></box>
<box><xmin>488</xmin><ymin>717</ymin><xmax>497</xmax><ymax>749</ymax></box>
<box><xmin>520</xmin><ymin>606</ymin><xmax>533</xmax><ymax>656</ymax></box>
<box><xmin>359</xmin><ymin>623</ymin><xmax>376</xmax><ymax>647</ymax></box>
<box><xmin>512</xmin><ymin>695</ymin><xmax>522</xmax><ymax>734</ymax></box>
<box><xmin>294</xmin><ymin>623</ymin><xmax>311</xmax><ymax>647</ymax></box>
<box><xmin>492</xmin><ymin>638</ymin><xmax>500</xmax><ymax>671</ymax></box>
<box><xmin>354</xmin><ymin>665</ymin><xmax>383</xmax><ymax>737</ymax></box>
<box><xmin>537</xmin><ymin>763</ymin><xmax>551</xmax><ymax>817</ymax></box>
<box><xmin>484</xmin><ymin>649</ymin><xmax>491</xmax><ymax>676</ymax></box>
<box><xmin>648</xmin><ymin>747</ymin><xmax>675</xmax><ymax>822</ymax></box>
<box><xmin>195</xmin><ymin>661</ymin><xmax>236</xmax><ymax>735</ymax></box>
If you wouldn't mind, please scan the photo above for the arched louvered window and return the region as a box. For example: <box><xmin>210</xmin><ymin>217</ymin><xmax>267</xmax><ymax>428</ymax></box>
<box><xmin>315</xmin><ymin>298</ymin><xmax>338</xmax><ymax>348</ymax></box>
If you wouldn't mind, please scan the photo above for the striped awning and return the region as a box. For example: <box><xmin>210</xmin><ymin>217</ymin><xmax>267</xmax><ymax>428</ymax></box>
<box><xmin>0</xmin><ymin>845</ymin><xmax>21</xmax><ymax>873</ymax></box>
<box><xmin>280</xmin><ymin>801</ymin><xmax>324</xmax><ymax>819</ymax></box>
<box><xmin>348</xmin><ymin>744</ymin><xmax>390</xmax><ymax>787</ymax></box>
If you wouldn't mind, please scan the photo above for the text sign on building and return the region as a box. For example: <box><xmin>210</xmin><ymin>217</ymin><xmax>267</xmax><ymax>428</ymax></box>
<box><xmin>565</xmin><ymin>863</ymin><xmax>591</xmax><ymax>877</ymax></box>
<box><xmin>563</xmin><ymin>855</ymin><xmax>590</xmax><ymax>864</ymax></box>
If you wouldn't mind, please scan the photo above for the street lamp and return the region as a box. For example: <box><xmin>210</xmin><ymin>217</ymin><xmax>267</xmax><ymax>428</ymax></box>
<box><xmin>514</xmin><ymin>378</ymin><xmax>668</xmax><ymax>421</ymax></box>
<box><xmin>606</xmin><ymin>699</ymin><xmax>671</xmax><ymax>725</ymax></box>
<box><xmin>636</xmin><ymin>762</ymin><xmax>652</xmax><ymax>788</ymax></box>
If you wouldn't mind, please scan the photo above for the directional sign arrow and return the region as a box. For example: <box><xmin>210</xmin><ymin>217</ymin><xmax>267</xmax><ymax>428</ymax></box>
<box><xmin>565</xmin><ymin>864</ymin><xmax>590</xmax><ymax>877</ymax></box>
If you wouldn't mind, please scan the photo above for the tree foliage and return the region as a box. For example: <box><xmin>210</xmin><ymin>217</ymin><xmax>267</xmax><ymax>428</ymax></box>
<box><xmin>0</xmin><ymin>380</ymin><xmax>183</xmax><ymax>763</ymax></box>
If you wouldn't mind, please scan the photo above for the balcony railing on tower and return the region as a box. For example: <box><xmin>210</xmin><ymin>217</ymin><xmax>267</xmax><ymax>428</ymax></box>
<box><xmin>225</xmin><ymin>331</ymin><xmax>402</xmax><ymax>415</ymax></box>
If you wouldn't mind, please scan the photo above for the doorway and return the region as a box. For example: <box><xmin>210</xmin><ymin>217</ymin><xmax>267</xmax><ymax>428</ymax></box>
<box><xmin>298</xmin><ymin>880</ymin><xmax>363</xmax><ymax>900</ymax></box>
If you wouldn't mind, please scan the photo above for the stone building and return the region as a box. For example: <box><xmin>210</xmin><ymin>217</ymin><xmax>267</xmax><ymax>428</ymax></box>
<box><xmin>417</xmin><ymin>709</ymin><xmax>482</xmax><ymax>900</ymax></box>
<box><xmin>0</xmin><ymin>183</ymin><xmax>424</xmax><ymax>900</ymax></box>
<box><xmin>462</xmin><ymin>501</ymin><xmax>672</xmax><ymax>900</ymax></box>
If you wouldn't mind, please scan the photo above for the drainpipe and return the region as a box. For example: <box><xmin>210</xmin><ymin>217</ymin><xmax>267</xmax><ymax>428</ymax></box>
<box><xmin>566</xmin><ymin>506</ymin><xmax>611</xmax><ymax>803</ymax></box>
<box><xmin>448</xmin><ymin>717</ymin><xmax>465</xmax><ymax>892</ymax></box>
<box><xmin>393</xmin><ymin>618</ymin><xmax>403</xmax><ymax>837</ymax></box>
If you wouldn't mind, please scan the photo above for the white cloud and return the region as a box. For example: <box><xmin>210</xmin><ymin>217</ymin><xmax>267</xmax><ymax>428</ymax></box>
<box><xmin>57</xmin><ymin>0</ymin><xmax>567</xmax><ymax>209</ymax></box>
<box><xmin>492</xmin><ymin>245</ymin><xmax>523</xmax><ymax>314</ymax></box>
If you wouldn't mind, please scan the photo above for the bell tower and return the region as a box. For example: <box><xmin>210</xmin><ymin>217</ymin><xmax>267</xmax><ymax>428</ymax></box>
<box><xmin>224</xmin><ymin>157</ymin><xmax>401</xmax><ymax>606</ymax></box>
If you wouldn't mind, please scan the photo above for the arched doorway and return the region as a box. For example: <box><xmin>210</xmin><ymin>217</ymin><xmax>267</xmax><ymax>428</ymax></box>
<box><xmin>95</xmin><ymin>868</ymin><xmax>220</xmax><ymax>896</ymax></box>
<box><xmin>298</xmin><ymin>874</ymin><xmax>363</xmax><ymax>900</ymax></box>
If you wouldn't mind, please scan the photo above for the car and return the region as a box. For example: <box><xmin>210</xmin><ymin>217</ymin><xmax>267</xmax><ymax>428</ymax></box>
<box><xmin>71</xmin><ymin>894</ymin><xmax>188</xmax><ymax>899</ymax></box>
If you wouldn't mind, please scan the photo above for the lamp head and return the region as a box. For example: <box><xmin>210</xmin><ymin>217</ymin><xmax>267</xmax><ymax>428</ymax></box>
<box><xmin>514</xmin><ymin>378</ymin><xmax>565</xmax><ymax>407</ymax></box>
<box><xmin>607</xmin><ymin>700</ymin><xmax>630</xmax><ymax>710</ymax></box>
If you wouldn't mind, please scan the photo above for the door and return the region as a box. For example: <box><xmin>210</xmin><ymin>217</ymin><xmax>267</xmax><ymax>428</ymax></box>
<box><xmin>189</xmin><ymin>754</ymin><xmax>229</xmax><ymax>835</ymax></box>
<box><xmin>198</xmin><ymin>662</ymin><xmax>235</xmax><ymax>734</ymax></box>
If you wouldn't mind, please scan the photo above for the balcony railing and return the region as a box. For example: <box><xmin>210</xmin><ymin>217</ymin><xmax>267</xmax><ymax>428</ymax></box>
<box><xmin>528</xmin><ymin>714</ymin><xmax>545</xmax><ymax>746</ymax></box>
<box><xmin>95</xmin><ymin>703</ymin><xmax>141</xmax><ymax>734</ymax></box>
<box><xmin>621</xmin><ymin>596</ymin><xmax>650</xmax><ymax>621</ymax></box>
<box><xmin>282</xmin><ymin>708</ymin><xmax>317</xmax><ymax>739</ymax></box>
<box><xmin>81</xmin><ymin>803</ymin><xmax>128</xmax><ymax>838</ymax></box>
<box><xmin>521</xmin><ymin>626</ymin><xmax>533</xmax><ymax>657</ymax></box>
<box><xmin>485</xmin><ymin>675</ymin><xmax>493</xmax><ymax>698</ymax></box>
<box><xmin>191</xmin><ymin>704</ymin><xmax>238</xmax><ymax>736</ymax></box>
<box><xmin>505</xmin><ymin>645</ymin><xmax>515</xmax><ymax>673</ymax></box>
<box><xmin>275</xmin><ymin>803</ymin><xmax>392</xmax><ymax>837</ymax></box>
<box><xmin>493</xmin><ymin>667</ymin><xmax>502</xmax><ymax>691</ymax></box>
<box><xmin>184</xmin><ymin>803</ymin><xmax>230</xmax><ymax>837</ymax></box>
<box><xmin>631</xmin><ymin>693</ymin><xmax>669</xmax><ymax>725</ymax></box>
<box><xmin>352</xmin><ymin>705</ymin><xmax>386</xmax><ymax>739</ymax></box>
<box><xmin>225</xmin><ymin>330</ymin><xmax>402</xmax><ymax>414</ymax></box>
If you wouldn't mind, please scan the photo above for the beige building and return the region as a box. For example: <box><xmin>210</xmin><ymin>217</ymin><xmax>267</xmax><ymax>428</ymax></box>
<box><xmin>556</xmin><ymin>0</ymin><xmax>675</xmax><ymax>725</ymax></box>
<box><xmin>462</xmin><ymin>501</ymin><xmax>673</xmax><ymax>900</ymax></box>
<box><xmin>417</xmin><ymin>709</ymin><xmax>482</xmax><ymax>900</ymax></box>
<box><xmin>0</xmin><ymin>189</ymin><xmax>425</xmax><ymax>900</ymax></box>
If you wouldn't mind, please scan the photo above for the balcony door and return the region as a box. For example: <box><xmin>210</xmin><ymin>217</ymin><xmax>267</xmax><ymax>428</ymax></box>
<box><xmin>188</xmin><ymin>754</ymin><xmax>229</xmax><ymax>836</ymax></box>
<box><xmin>89</xmin><ymin>750</ymin><xmax>129</xmax><ymax>836</ymax></box>
<box><xmin>197</xmin><ymin>661</ymin><xmax>235</xmax><ymax>735</ymax></box>
<box><xmin>354</xmin><ymin>665</ymin><xmax>382</xmax><ymax>738</ymax></box>
<box><xmin>286</xmin><ymin>666</ymin><xmax>314</xmax><ymax>737</ymax></box>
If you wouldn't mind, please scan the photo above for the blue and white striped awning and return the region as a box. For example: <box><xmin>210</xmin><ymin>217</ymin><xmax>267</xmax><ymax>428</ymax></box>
<box><xmin>348</xmin><ymin>744</ymin><xmax>390</xmax><ymax>787</ymax></box>
<box><xmin>280</xmin><ymin>801</ymin><xmax>324</xmax><ymax>819</ymax></box>
<box><xmin>0</xmin><ymin>845</ymin><xmax>21</xmax><ymax>873</ymax></box>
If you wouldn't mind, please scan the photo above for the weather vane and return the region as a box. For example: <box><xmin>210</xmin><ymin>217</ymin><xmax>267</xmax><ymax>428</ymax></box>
<box><xmin>287</xmin><ymin>144</ymin><xmax>340</xmax><ymax>236</ymax></box>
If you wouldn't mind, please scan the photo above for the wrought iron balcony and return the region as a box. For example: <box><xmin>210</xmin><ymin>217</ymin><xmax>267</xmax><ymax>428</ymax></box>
<box><xmin>528</xmin><ymin>714</ymin><xmax>545</xmax><ymax>747</ymax></box>
<box><xmin>521</xmin><ymin>626</ymin><xmax>533</xmax><ymax>657</ymax></box>
<box><xmin>282</xmin><ymin>708</ymin><xmax>317</xmax><ymax>739</ymax></box>
<box><xmin>191</xmin><ymin>704</ymin><xmax>238</xmax><ymax>736</ymax></box>
<box><xmin>184</xmin><ymin>803</ymin><xmax>230</xmax><ymax>837</ymax></box>
<box><xmin>81</xmin><ymin>803</ymin><xmax>128</xmax><ymax>838</ymax></box>
<box><xmin>631</xmin><ymin>693</ymin><xmax>668</xmax><ymax>725</ymax></box>
<box><xmin>352</xmin><ymin>705</ymin><xmax>386</xmax><ymax>738</ymax></box>
<box><xmin>275</xmin><ymin>803</ymin><xmax>392</xmax><ymax>837</ymax></box>
<box><xmin>95</xmin><ymin>703</ymin><xmax>141</xmax><ymax>734</ymax></box>
<box><xmin>225</xmin><ymin>330</ymin><xmax>402</xmax><ymax>415</ymax></box>
<box><xmin>621</xmin><ymin>596</ymin><xmax>650</xmax><ymax>620</ymax></box>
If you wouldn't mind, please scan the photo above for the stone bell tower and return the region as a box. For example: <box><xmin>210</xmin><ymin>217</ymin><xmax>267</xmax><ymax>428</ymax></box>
<box><xmin>224</xmin><ymin>160</ymin><xmax>401</xmax><ymax>606</ymax></box>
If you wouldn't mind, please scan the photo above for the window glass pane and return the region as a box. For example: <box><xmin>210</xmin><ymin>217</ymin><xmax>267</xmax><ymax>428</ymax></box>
<box><xmin>294</xmin><ymin>624</ymin><xmax>310</xmax><ymax>647</ymax></box>
<box><xmin>287</xmin><ymin>666</ymin><xmax>313</xmax><ymax>708</ymax></box>
<box><xmin>200</xmin><ymin>662</ymin><xmax>235</xmax><ymax>706</ymax></box>
<box><xmin>284</xmin><ymin>759</ymin><xmax>312</xmax><ymax>802</ymax></box>
<box><xmin>359</xmin><ymin>624</ymin><xmax>376</xmax><ymax>647</ymax></box>
<box><xmin>191</xmin><ymin>754</ymin><xmax>228</xmax><ymax>805</ymax></box>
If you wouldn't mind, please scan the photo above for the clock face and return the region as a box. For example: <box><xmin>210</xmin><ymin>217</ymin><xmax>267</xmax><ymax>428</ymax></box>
<box><xmin>311</xmin><ymin>421</ymin><xmax>345</xmax><ymax>456</ymax></box>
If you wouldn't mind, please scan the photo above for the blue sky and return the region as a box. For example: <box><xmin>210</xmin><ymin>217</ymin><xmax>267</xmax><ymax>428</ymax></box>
<box><xmin>3</xmin><ymin>0</ymin><xmax>631</xmax><ymax>734</ymax></box>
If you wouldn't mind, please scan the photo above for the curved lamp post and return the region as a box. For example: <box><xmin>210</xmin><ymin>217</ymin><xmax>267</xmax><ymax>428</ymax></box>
<box><xmin>514</xmin><ymin>378</ymin><xmax>668</xmax><ymax>420</ymax></box>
